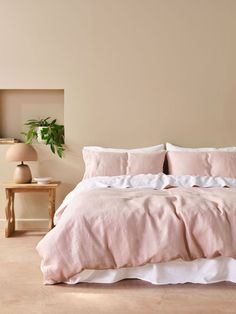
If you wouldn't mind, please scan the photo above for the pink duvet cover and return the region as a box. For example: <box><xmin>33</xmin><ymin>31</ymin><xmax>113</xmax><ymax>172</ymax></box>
<box><xmin>37</xmin><ymin>185</ymin><xmax>236</xmax><ymax>284</ymax></box>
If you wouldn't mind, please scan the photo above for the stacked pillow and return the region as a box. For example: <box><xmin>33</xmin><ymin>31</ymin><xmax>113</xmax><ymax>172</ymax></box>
<box><xmin>83</xmin><ymin>145</ymin><xmax>165</xmax><ymax>178</ymax></box>
<box><xmin>82</xmin><ymin>143</ymin><xmax>236</xmax><ymax>179</ymax></box>
<box><xmin>166</xmin><ymin>143</ymin><xmax>236</xmax><ymax>178</ymax></box>
<box><xmin>166</xmin><ymin>143</ymin><xmax>236</xmax><ymax>152</ymax></box>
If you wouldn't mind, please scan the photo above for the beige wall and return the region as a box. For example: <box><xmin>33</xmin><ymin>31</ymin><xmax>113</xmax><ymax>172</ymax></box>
<box><xmin>0</xmin><ymin>89</ymin><xmax>64</xmax><ymax>140</ymax></box>
<box><xmin>0</xmin><ymin>0</ymin><xmax>236</xmax><ymax>227</ymax></box>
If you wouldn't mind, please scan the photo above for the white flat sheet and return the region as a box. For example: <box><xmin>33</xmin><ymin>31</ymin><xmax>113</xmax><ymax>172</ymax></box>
<box><xmin>64</xmin><ymin>257</ymin><xmax>236</xmax><ymax>285</ymax></box>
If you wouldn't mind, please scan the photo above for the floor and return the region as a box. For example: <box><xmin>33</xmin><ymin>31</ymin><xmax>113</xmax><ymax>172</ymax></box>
<box><xmin>0</xmin><ymin>231</ymin><xmax>236</xmax><ymax>314</ymax></box>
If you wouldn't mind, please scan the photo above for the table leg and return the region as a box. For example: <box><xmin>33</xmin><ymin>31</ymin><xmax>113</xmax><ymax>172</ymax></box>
<box><xmin>5</xmin><ymin>189</ymin><xmax>15</xmax><ymax>237</ymax></box>
<box><xmin>48</xmin><ymin>189</ymin><xmax>56</xmax><ymax>230</ymax></box>
<box><xmin>12</xmin><ymin>192</ymin><xmax>15</xmax><ymax>231</ymax></box>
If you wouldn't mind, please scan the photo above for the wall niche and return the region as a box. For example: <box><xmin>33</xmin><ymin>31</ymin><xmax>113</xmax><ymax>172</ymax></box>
<box><xmin>0</xmin><ymin>89</ymin><xmax>64</xmax><ymax>142</ymax></box>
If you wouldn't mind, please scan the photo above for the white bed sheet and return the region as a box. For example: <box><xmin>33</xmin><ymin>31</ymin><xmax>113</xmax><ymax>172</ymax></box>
<box><xmin>65</xmin><ymin>257</ymin><xmax>236</xmax><ymax>285</ymax></box>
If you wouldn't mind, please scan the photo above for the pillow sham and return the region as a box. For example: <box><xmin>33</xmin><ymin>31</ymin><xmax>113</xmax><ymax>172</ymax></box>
<box><xmin>166</xmin><ymin>142</ymin><xmax>236</xmax><ymax>152</ymax></box>
<box><xmin>167</xmin><ymin>151</ymin><xmax>236</xmax><ymax>178</ymax></box>
<box><xmin>83</xmin><ymin>149</ymin><xmax>166</xmax><ymax>178</ymax></box>
<box><xmin>83</xmin><ymin>151</ymin><xmax>127</xmax><ymax>179</ymax></box>
<box><xmin>127</xmin><ymin>151</ymin><xmax>166</xmax><ymax>175</ymax></box>
<box><xmin>209</xmin><ymin>152</ymin><xmax>236</xmax><ymax>178</ymax></box>
<box><xmin>83</xmin><ymin>144</ymin><xmax>164</xmax><ymax>153</ymax></box>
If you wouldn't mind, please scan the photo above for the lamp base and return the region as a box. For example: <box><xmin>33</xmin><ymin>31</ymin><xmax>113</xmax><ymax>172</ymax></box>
<box><xmin>13</xmin><ymin>163</ymin><xmax>32</xmax><ymax>184</ymax></box>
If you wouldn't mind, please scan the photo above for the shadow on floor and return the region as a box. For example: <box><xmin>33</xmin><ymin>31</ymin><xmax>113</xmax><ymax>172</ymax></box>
<box><xmin>9</xmin><ymin>230</ymin><xmax>48</xmax><ymax>237</ymax></box>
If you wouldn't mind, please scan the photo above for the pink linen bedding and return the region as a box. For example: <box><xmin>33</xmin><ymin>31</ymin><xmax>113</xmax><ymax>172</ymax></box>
<box><xmin>37</xmin><ymin>178</ymin><xmax>236</xmax><ymax>284</ymax></box>
<box><xmin>167</xmin><ymin>151</ymin><xmax>236</xmax><ymax>178</ymax></box>
<box><xmin>83</xmin><ymin>150</ymin><xmax>165</xmax><ymax>178</ymax></box>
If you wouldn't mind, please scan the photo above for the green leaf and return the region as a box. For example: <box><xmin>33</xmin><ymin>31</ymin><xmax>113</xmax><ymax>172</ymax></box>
<box><xmin>50</xmin><ymin>144</ymin><xmax>55</xmax><ymax>154</ymax></box>
<box><xmin>22</xmin><ymin>117</ymin><xmax>65</xmax><ymax>158</ymax></box>
<box><xmin>56</xmin><ymin>146</ymin><xmax>64</xmax><ymax>158</ymax></box>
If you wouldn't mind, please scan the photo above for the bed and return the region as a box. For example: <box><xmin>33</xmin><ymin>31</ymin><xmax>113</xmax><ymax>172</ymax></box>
<box><xmin>36</xmin><ymin>143</ymin><xmax>236</xmax><ymax>285</ymax></box>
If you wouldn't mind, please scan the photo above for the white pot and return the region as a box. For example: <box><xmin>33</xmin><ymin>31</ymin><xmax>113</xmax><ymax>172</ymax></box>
<box><xmin>37</xmin><ymin>126</ymin><xmax>48</xmax><ymax>143</ymax></box>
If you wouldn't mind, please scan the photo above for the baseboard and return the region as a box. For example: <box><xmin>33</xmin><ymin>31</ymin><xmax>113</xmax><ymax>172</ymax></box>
<box><xmin>0</xmin><ymin>218</ymin><xmax>49</xmax><ymax>230</ymax></box>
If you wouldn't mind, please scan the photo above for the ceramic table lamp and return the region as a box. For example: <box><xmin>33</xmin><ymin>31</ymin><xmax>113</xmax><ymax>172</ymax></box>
<box><xmin>6</xmin><ymin>143</ymin><xmax>37</xmax><ymax>183</ymax></box>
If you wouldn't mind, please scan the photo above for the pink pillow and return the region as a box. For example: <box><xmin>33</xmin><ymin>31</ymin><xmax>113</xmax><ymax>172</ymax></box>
<box><xmin>127</xmin><ymin>151</ymin><xmax>166</xmax><ymax>175</ymax></box>
<box><xmin>83</xmin><ymin>150</ymin><xmax>166</xmax><ymax>178</ymax></box>
<box><xmin>83</xmin><ymin>151</ymin><xmax>127</xmax><ymax>179</ymax></box>
<box><xmin>167</xmin><ymin>152</ymin><xmax>210</xmax><ymax>176</ymax></box>
<box><xmin>209</xmin><ymin>152</ymin><xmax>236</xmax><ymax>178</ymax></box>
<box><xmin>167</xmin><ymin>151</ymin><xmax>236</xmax><ymax>178</ymax></box>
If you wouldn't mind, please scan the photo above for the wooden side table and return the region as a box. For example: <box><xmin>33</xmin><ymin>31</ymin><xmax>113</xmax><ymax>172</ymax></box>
<box><xmin>1</xmin><ymin>182</ymin><xmax>60</xmax><ymax>237</ymax></box>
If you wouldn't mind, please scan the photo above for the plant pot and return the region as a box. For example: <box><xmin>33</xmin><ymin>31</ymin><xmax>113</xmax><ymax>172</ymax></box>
<box><xmin>37</xmin><ymin>126</ymin><xmax>48</xmax><ymax>143</ymax></box>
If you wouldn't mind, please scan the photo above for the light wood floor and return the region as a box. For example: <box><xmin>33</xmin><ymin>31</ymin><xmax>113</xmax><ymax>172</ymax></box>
<box><xmin>0</xmin><ymin>230</ymin><xmax>235</xmax><ymax>314</ymax></box>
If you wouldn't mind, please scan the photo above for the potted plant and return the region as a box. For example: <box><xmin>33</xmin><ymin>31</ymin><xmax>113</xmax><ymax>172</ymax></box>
<box><xmin>22</xmin><ymin>117</ymin><xmax>65</xmax><ymax>158</ymax></box>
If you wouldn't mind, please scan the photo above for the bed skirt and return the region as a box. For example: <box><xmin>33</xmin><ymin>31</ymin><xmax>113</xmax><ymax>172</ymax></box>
<box><xmin>63</xmin><ymin>257</ymin><xmax>236</xmax><ymax>285</ymax></box>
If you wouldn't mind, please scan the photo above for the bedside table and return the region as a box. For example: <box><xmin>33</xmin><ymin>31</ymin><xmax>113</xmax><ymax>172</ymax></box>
<box><xmin>1</xmin><ymin>182</ymin><xmax>60</xmax><ymax>237</ymax></box>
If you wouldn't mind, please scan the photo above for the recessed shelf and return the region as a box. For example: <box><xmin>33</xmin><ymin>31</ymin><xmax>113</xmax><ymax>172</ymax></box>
<box><xmin>0</xmin><ymin>89</ymin><xmax>64</xmax><ymax>142</ymax></box>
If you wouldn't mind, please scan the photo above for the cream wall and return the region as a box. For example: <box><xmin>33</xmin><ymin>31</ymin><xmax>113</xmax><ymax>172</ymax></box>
<box><xmin>0</xmin><ymin>89</ymin><xmax>64</xmax><ymax>139</ymax></box>
<box><xmin>0</xmin><ymin>0</ymin><xmax>236</xmax><ymax>227</ymax></box>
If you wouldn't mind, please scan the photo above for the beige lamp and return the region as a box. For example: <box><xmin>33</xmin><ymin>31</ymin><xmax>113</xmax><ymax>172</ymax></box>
<box><xmin>6</xmin><ymin>143</ymin><xmax>37</xmax><ymax>183</ymax></box>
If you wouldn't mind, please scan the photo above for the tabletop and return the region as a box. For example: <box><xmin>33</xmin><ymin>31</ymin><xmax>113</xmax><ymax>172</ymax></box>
<box><xmin>1</xmin><ymin>181</ymin><xmax>61</xmax><ymax>189</ymax></box>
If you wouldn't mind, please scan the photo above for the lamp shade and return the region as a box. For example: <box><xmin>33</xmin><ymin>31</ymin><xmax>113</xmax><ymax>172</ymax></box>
<box><xmin>6</xmin><ymin>143</ymin><xmax>37</xmax><ymax>162</ymax></box>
